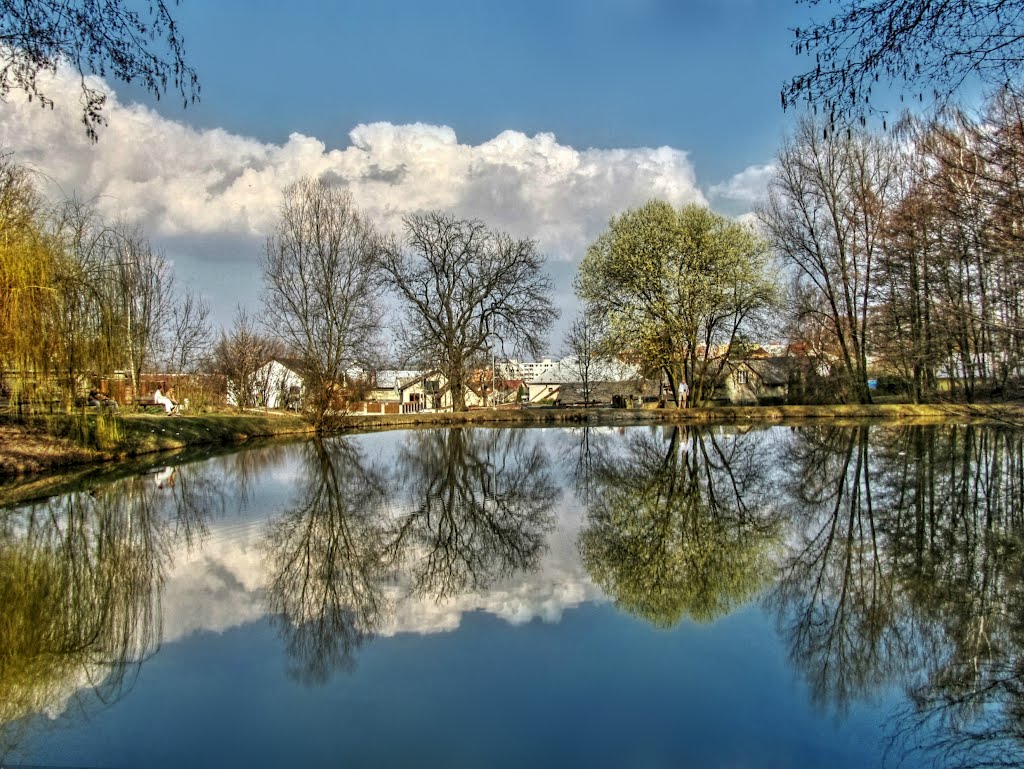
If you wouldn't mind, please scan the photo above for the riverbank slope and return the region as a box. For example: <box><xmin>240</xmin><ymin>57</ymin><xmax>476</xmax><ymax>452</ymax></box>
<box><xmin>0</xmin><ymin>412</ymin><xmax>313</xmax><ymax>476</ymax></box>
<box><xmin>2</xmin><ymin>402</ymin><xmax>1021</xmax><ymax>478</ymax></box>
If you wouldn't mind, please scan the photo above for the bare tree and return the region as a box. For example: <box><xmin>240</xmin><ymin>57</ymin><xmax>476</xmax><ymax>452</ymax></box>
<box><xmin>110</xmin><ymin>225</ymin><xmax>173</xmax><ymax>398</ymax></box>
<box><xmin>262</xmin><ymin>177</ymin><xmax>383</xmax><ymax>426</ymax></box>
<box><xmin>379</xmin><ymin>212</ymin><xmax>557</xmax><ymax>412</ymax></box>
<box><xmin>759</xmin><ymin>117</ymin><xmax>903</xmax><ymax>403</ymax></box>
<box><xmin>213</xmin><ymin>306</ymin><xmax>280</xmax><ymax>411</ymax></box>
<box><xmin>162</xmin><ymin>288</ymin><xmax>213</xmax><ymax>374</ymax></box>
<box><xmin>0</xmin><ymin>0</ymin><xmax>199</xmax><ymax>140</ymax></box>
<box><xmin>561</xmin><ymin>311</ymin><xmax>602</xmax><ymax>405</ymax></box>
<box><xmin>784</xmin><ymin>0</ymin><xmax>1024</xmax><ymax>130</ymax></box>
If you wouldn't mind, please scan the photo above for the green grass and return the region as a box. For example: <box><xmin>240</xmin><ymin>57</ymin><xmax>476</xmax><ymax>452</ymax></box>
<box><xmin>0</xmin><ymin>410</ymin><xmax>314</xmax><ymax>477</ymax></box>
<box><xmin>3</xmin><ymin>401</ymin><xmax>1021</xmax><ymax>482</ymax></box>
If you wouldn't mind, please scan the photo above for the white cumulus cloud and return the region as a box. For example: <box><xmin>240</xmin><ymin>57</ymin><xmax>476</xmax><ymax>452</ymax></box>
<box><xmin>2</xmin><ymin>67</ymin><xmax>750</xmax><ymax>334</ymax></box>
<box><xmin>1</xmin><ymin>66</ymin><xmax>706</xmax><ymax>262</ymax></box>
<box><xmin>709</xmin><ymin>162</ymin><xmax>776</xmax><ymax>208</ymax></box>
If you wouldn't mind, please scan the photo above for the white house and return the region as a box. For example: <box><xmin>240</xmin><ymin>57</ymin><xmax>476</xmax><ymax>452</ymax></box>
<box><xmin>368</xmin><ymin>370</ymin><xmax>452</xmax><ymax>411</ymax></box>
<box><xmin>228</xmin><ymin>358</ymin><xmax>305</xmax><ymax>409</ymax></box>
<box><xmin>527</xmin><ymin>358</ymin><xmax>642</xmax><ymax>404</ymax></box>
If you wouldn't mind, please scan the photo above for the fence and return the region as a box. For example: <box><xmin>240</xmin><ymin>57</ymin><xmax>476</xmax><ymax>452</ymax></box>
<box><xmin>348</xmin><ymin>401</ymin><xmax>425</xmax><ymax>415</ymax></box>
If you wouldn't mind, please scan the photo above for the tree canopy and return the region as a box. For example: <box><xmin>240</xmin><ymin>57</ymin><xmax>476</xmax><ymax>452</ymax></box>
<box><xmin>0</xmin><ymin>0</ymin><xmax>199</xmax><ymax>139</ymax></box>
<box><xmin>576</xmin><ymin>201</ymin><xmax>778</xmax><ymax>407</ymax></box>
<box><xmin>380</xmin><ymin>212</ymin><xmax>557</xmax><ymax>412</ymax></box>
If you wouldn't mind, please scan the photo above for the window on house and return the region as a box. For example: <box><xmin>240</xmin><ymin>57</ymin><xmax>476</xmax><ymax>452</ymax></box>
<box><xmin>736</xmin><ymin>370</ymin><xmax>748</xmax><ymax>385</ymax></box>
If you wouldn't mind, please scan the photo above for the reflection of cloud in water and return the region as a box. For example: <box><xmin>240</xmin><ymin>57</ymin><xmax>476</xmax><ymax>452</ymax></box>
<box><xmin>163</xmin><ymin>552</ymin><xmax>266</xmax><ymax>643</ymax></box>
<box><xmin>382</xmin><ymin>556</ymin><xmax>598</xmax><ymax>636</ymax></box>
<box><xmin>159</xmin><ymin>499</ymin><xmax>598</xmax><ymax>644</ymax></box>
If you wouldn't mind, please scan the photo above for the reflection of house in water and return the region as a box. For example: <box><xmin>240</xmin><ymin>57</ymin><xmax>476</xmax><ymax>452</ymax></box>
<box><xmin>152</xmin><ymin>466</ymin><xmax>177</xmax><ymax>488</ymax></box>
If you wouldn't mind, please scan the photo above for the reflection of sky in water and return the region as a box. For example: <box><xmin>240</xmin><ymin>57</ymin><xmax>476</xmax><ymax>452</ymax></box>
<box><xmin>161</xmin><ymin>428</ymin><xmax>600</xmax><ymax>644</ymax></box>
<box><xmin>3</xmin><ymin>423</ymin><xmax>1022</xmax><ymax>769</ymax></box>
<box><xmin>23</xmin><ymin>606</ymin><xmax>901</xmax><ymax>769</ymax></box>
<box><xmin>154</xmin><ymin>428</ymin><xmax>598</xmax><ymax>643</ymax></box>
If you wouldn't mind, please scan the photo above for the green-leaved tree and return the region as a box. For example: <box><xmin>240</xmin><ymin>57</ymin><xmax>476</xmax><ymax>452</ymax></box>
<box><xmin>576</xmin><ymin>201</ymin><xmax>778</xmax><ymax>406</ymax></box>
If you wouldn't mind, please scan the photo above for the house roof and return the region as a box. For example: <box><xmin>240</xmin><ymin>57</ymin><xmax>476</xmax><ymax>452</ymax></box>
<box><xmin>555</xmin><ymin>380</ymin><xmax>657</xmax><ymax>404</ymax></box>
<box><xmin>265</xmin><ymin>356</ymin><xmax>309</xmax><ymax>375</ymax></box>
<box><xmin>372</xmin><ymin>369</ymin><xmax>446</xmax><ymax>391</ymax></box>
<box><xmin>374</xmin><ymin>369</ymin><xmax>422</xmax><ymax>389</ymax></box>
<box><xmin>529</xmin><ymin>357</ymin><xmax>640</xmax><ymax>384</ymax></box>
<box><xmin>742</xmin><ymin>357</ymin><xmax>793</xmax><ymax>387</ymax></box>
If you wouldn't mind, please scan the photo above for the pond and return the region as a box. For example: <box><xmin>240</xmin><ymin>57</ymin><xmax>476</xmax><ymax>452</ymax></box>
<box><xmin>1</xmin><ymin>423</ymin><xmax>1022</xmax><ymax>768</ymax></box>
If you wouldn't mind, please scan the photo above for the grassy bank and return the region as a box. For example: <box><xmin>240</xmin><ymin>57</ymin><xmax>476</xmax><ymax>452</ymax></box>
<box><xmin>0</xmin><ymin>411</ymin><xmax>313</xmax><ymax>476</ymax></box>
<box><xmin>2</xmin><ymin>401</ymin><xmax>1021</xmax><ymax>479</ymax></box>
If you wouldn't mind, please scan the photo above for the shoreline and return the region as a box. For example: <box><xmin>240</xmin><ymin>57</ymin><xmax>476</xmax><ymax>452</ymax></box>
<box><xmin>0</xmin><ymin>412</ymin><xmax>314</xmax><ymax>477</ymax></box>
<box><xmin>1</xmin><ymin>401</ymin><xmax>1021</xmax><ymax>481</ymax></box>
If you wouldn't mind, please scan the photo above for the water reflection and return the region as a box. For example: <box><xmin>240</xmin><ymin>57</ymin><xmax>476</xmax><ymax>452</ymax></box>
<box><xmin>884</xmin><ymin>425</ymin><xmax>1024</xmax><ymax>769</ymax></box>
<box><xmin>387</xmin><ymin>428</ymin><xmax>558</xmax><ymax>600</ymax></box>
<box><xmin>261</xmin><ymin>428</ymin><xmax>559</xmax><ymax>684</ymax></box>
<box><xmin>0</xmin><ymin>466</ymin><xmax>211</xmax><ymax>754</ymax></box>
<box><xmin>262</xmin><ymin>439</ymin><xmax>391</xmax><ymax>685</ymax></box>
<box><xmin>578</xmin><ymin>425</ymin><xmax>780</xmax><ymax>627</ymax></box>
<box><xmin>767</xmin><ymin>424</ymin><xmax>914</xmax><ymax>711</ymax></box>
<box><xmin>772</xmin><ymin>424</ymin><xmax>1024</xmax><ymax>767</ymax></box>
<box><xmin>3</xmin><ymin>423</ymin><xmax>1024</xmax><ymax>767</ymax></box>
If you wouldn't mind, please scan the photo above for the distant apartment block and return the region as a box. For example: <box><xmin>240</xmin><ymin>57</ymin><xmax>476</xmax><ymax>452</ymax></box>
<box><xmin>501</xmin><ymin>358</ymin><xmax>558</xmax><ymax>382</ymax></box>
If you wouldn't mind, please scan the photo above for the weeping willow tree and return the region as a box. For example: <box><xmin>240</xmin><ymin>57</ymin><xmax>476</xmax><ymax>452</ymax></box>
<box><xmin>0</xmin><ymin>154</ymin><xmax>59</xmax><ymax>399</ymax></box>
<box><xmin>0</xmin><ymin>154</ymin><xmax>179</xmax><ymax>408</ymax></box>
<box><xmin>46</xmin><ymin>199</ymin><xmax>124</xmax><ymax>397</ymax></box>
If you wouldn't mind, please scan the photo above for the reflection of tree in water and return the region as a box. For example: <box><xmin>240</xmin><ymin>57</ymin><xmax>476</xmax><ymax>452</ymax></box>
<box><xmin>215</xmin><ymin>440</ymin><xmax>306</xmax><ymax>512</ymax></box>
<box><xmin>768</xmin><ymin>424</ymin><xmax>918</xmax><ymax>711</ymax></box>
<box><xmin>579</xmin><ymin>426</ymin><xmax>779</xmax><ymax>628</ymax></box>
<box><xmin>560</xmin><ymin>426</ymin><xmax>599</xmax><ymax>504</ymax></box>
<box><xmin>260</xmin><ymin>429</ymin><xmax>556</xmax><ymax>685</ymax></box>
<box><xmin>262</xmin><ymin>438</ymin><xmax>392</xmax><ymax>685</ymax></box>
<box><xmin>883</xmin><ymin>425</ymin><xmax>1024</xmax><ymax>769</ymax></box>
<box><xmin>388</xmin><ymin>428</ymin><xmax>558</xmax><ymax>600</ymax></box>
<box><xmin>0</xmin><ymin>470</ymin><xmax>194</xmax><ymax>757</ymax></box>
<box><xmin>774</xmin><ymin>424</ymin><xmax>1024</xmax><ymax>768</ymax></box>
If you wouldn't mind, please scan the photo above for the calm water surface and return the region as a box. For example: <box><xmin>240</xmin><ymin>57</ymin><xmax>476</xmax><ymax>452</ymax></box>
<box><xmin>1</xmin><ymin>423</ymin><xmax>1022</xmax><ymax>768</ymax></box>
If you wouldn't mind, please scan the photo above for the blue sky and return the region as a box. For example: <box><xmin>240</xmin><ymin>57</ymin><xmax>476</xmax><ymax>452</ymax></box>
<box><xmin>141</xmin><ymin>0</ymin><xmax>807</xmax><ymax>186</ymax></box>
<box><xmin>0</xmin><ymin>0</ymin><xmax>888</xmax><ymax>349</ymax></box>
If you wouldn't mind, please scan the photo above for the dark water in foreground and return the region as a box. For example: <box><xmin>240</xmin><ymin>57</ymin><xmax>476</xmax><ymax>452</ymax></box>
<box><xmin>1</xmin><ymin>423</ymin><xmax>1022</xmax><ymax>769</ymax></box>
